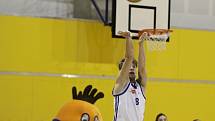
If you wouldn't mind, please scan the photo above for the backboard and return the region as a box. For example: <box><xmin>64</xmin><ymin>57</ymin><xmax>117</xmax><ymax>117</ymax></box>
<box><xmin>112</xmin><ymin>0</ymin><xmax>171</xmax><ymax>39</ymax></box>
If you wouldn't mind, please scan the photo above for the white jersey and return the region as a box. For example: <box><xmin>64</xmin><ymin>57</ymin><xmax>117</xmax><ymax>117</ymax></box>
<box><xmin>113</xmin><ymin>81</ymin><xmax>146</xmax><ymax>121</ymax></box>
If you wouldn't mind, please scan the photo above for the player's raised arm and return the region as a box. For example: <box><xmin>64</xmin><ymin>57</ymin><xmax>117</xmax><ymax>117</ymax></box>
<box><xmin>137</xmin><ymin>33</ymin><xmax>147</xmax><ymax>90</ymax></box>
<box><xmin>113</xmin><ymin>31</ymin><xmax>134</xmax><ymax>94</ymax></box>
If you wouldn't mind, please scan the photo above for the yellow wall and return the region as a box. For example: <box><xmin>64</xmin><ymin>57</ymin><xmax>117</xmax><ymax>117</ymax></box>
<box><xmin>0</xmin><ymin>15</ymin><xmax>215</xmax><ymax>121</ymax></box>
<box><xmin>0</xmin><ymin>75</ymin><xmax>115</xmax><ymax>121</ymax></box>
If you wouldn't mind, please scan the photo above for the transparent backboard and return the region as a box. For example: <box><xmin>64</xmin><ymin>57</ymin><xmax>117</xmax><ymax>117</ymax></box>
<box><xmin>112</xmin><ymin>0</ymin><xmax>171</xmax><ymax>39</ymax></box>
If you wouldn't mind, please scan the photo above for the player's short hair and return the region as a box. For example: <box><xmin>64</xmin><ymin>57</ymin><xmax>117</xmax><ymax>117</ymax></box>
<box><xmin>193</xmin><ymin>119</ymin><xmax>201</xmax><ymax>121</ymax></box>
<box><xmin>118</xmin><ymin>58</ymin><xmax>137</xmax><ymax>70</ymax></box>
<box><xmin>155</xmin><ymin>113</ymin><xmax>167</xmax><ymax>121</ymax></box>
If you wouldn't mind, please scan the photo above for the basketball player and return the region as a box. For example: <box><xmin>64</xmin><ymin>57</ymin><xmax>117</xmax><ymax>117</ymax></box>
<box><xmin>155</xmin><ymin>113</ymin><xmax>168</xmax><ymax>121</ymax></box>
<box><xmin>113</xmin><ymin>31</ymin><xmax>147</xmax><ymax>121</ymax></box>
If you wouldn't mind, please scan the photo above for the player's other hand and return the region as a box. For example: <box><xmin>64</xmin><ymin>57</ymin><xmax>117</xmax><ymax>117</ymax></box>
<box><xmin>139</xmin><ymin>32</ymin><xmax>148</xmax><ymax>43</ymax></box>
<box><xmin>118</xmin><ymin>31</ymin><xmax>131</xmax><ymax>39</ymax></box>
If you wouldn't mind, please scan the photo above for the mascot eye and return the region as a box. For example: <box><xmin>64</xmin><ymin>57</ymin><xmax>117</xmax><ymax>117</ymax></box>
<box><xmin>81</xmin><ymin>113</ymin><xmax>90</xmax><ymax>121</ymax></box>
<box><xmin>94</xmin><ymin>116</ymin><xmax>99</xmax><ymax>121</ymax></box>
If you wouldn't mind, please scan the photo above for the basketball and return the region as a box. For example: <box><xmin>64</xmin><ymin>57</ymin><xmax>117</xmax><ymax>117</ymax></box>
<box><xmin>127</xmin><ymin>0</ymin><xmax>142</xmax><ymax>3</ymax></box>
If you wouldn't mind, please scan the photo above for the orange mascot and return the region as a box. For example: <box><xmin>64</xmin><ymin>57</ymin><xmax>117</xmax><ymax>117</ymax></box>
<box><xmin>52</xmin><ymin>85</ymin><xmax>104</xmax><ymax>121</ymax></box>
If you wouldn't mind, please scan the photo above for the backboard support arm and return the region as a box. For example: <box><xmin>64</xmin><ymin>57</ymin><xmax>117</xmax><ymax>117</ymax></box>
<box><xmin>90</xmin><ymin>0</ymin><xmax>110</xmax><ymax>25</ymax></box>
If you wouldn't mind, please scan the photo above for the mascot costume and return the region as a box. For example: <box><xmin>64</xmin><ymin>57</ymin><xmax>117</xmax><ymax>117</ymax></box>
<box><xmin>53</xmin><ymin>85</ymin><xmax>104</xmax><ymax>121</ymax></box>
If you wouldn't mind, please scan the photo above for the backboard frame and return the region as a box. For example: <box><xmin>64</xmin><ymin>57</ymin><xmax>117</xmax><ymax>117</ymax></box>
<box><xmin>112</xmin><ymin>0</ymin><xmax>171</xmax><ymax>40</ymax></box>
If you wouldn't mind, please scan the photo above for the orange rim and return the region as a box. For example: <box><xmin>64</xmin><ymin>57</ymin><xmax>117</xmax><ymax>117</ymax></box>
<box><xmin>138</xmin><ymin>29</ymin><xmax>173</xmax><ymax>37</ymax></box>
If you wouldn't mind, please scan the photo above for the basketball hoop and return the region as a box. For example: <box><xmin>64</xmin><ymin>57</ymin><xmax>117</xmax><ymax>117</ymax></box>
<box><xmin>138</xmin><ymin>29</ymin><xmax>173</xmax><ymax>51</ymax></box>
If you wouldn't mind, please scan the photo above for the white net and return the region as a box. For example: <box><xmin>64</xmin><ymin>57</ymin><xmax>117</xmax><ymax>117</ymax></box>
<box><xmin>144</xmin><ymin>33</ymin><xmax>169</xmax><ymax>51</ymax></box>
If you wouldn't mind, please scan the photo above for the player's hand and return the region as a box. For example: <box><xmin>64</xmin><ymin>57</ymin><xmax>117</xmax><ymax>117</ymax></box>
<box><xmin>118</xmin><ymin>31</ymin><xmax>132</xmax><ymax>39</ymax></box>
<box><xmin>139</xmin><ymin>32</ymin><xmax>148</xmax><ymax>43</ymax></box>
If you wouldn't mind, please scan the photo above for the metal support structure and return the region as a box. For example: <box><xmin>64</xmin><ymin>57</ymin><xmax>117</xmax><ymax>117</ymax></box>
<box><xmin>105</xmin><ymin>0</ymin><xmax>109</xmax><ymax>24</ymax></box>
<box><xmin>90</xmin><ymin>0</ymin><xmax>110</xmax><ymax>25</ymax></box>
